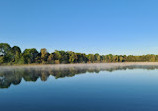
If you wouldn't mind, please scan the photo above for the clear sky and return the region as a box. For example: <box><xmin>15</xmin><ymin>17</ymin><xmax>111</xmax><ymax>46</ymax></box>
<box><xmin>0</xmin><ymin>0</ymin><xmax>158</xmax><ymax>55</ymax></box>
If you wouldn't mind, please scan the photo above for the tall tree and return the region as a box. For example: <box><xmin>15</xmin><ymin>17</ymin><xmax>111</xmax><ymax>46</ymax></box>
<box><xmin>40</xmin><ymin>48</ymin><xmax>49</xmax><ymax>64</ymax></box>
<box><xmin>0</xmin><ymin>43</ymin><xmax>12</xmax><ymax>63</ymax></box>
<box><xmin>23</xmin><ymin>48</ymin><xmax>38</xmax><ymax>64</ymax></box>
<box><xmin>94</xmin><ymin>53</ymin><xmax>101</xmax><ymax>62</ymax></box>
<box><xmin>87</xmin><ymin>54</ymin><xmax>95</xmax><ymax>63</ymax></box>
<box><xmin>68</xmin><ymin>51</ymin><xmax>78</xmax><ymax>63</ymax></box>
<box><xmin>11</xmin><ymin>46</ymin><xmax>21</xmax><ymax>63</ymax></box>
<box><xmin>47</xmin><ymin>53</ymin><xmax>54</xmax><ymax>64</ymax></box>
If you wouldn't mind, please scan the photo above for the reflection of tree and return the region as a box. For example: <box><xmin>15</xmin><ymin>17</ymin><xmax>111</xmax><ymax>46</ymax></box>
<box><xmin>0</xmin><ymin>70</ymin><xmax>22</xmax><ymax>88</ymax></box>
<box><xmin>0</xmin><ymin>65</ymin><xmax>158</xmax><ymax>89</ymax></box>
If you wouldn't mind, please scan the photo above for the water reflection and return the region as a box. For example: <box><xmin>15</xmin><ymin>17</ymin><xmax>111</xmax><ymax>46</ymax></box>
<box><xmin>0</xmin><ymin>65</ymin><xmax>158</xmax><ymax>89</ymax></box>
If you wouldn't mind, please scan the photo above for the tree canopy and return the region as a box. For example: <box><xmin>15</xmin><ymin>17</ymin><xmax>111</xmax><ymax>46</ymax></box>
<box><xmin>0</xmin><ymin>43</ymin><xmax>158</xmax><ymax>65</ymax></box>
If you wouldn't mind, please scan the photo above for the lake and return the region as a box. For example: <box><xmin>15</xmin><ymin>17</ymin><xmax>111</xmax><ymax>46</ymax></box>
<box><xmin>0</xmin><ymin>64</ymin><xmax>158</xmax><ymax>111</ymax></box>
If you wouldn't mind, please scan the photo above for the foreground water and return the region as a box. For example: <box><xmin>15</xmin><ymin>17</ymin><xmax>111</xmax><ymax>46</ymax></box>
<box><xmin>0</xmin><ymin>65</ymin><xmax>158</xmax><ymax>111</ymax></box>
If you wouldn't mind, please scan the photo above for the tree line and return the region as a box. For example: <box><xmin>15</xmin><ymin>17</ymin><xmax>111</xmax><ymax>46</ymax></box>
<box><xmin>0</xmin><ymin>43</ymin><xmax>158</xmax><ymax>65</ymax></box>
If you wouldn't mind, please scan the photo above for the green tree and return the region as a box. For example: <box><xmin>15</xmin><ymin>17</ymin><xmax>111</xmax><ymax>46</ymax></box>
<box><xmin>0</xmin><ymin>43</ymin><xmax>11</xmax><ymax>55</ymax></box>
<box><xmin>1</xmin><ymin>42</ymin><xmax>158</xmax><ymax>65</ymax></box>
<box><xmin>118</xmin><ymin>56</ymin><xmax>123</xmax><ymax>62</ymax></box>
<box><xmin>59</xmin><ymin>51</ymin><xmax>68</xmax><ymax>64</ymax></box>
<box><xmin>0</xmin><ymin>56</ymin><xmax>4</xmax><ymax>64</ymax></box>
<box><xmin>0</xmin><ymin>43</ymin><xmax>12</xmax><ymax>63</ymax></box>
<box><xmin>94</xmin><ymin>53</ymin><xmax>101</xmax><ymax>62</ymax></box>
<box><xmin>40</xmin><ymin>48</ymin><xmax>49</xmax><ymax>64</ymax></box>
<box><xmin>54</xmin><ymin>50</ymin><xmax>62</xmax><ymax>62</ymax></box>
<box><xmin>11</xmin><ymin>46</ymin><xmax>21</xmax><ymax>63</ymax></box>
<box><xmin>68</xmin><ymin>51</ymin><xmax>78</xmax><ymax>63</ymax></box>
<box><xmin>87</xmin><ymin>54</ymin><xmax>95</xmax><ymax>63</ymax></box>
<box><xmin>23</xmin><ymin>48</ymin><xmax>38</xmax><ymax>64</ymax></box>
<box><xmin>47</xmin><ymin>53</ymin><xmax>54</xmax><ymax>64</ymax></box>
<box><xmin>18</xmin><ymin>55</ymin><xmax>25</xmax><ymax>64</ymax></box>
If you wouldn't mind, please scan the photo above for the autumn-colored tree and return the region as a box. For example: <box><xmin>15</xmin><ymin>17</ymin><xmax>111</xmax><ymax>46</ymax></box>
<box><xmin>68</xmin><ymin>51</ymin><xmax>78</xmax><ymax>63</ymax></box>
<box><xmin>47</xmin><ymin>53</ymin><xmax>54</xmax><ymax>64</ymax></box>
<box><xmin>40</xmin><ymin>48</ymin><xmax>49</xmax><ymax>64</ymax></box>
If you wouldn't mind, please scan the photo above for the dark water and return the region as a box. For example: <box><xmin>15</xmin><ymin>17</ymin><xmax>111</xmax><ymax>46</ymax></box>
<box><xmin>1</xmin><ymin>65</ymin><xmax>158</xmax><ymax>111</ymax></box>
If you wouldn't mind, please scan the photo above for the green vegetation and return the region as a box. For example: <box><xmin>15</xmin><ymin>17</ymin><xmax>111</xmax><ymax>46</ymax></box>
<box><xmin>1</xmin><ymin>43</ymin><xmax>158</xmax><ymax>65</ymax></box>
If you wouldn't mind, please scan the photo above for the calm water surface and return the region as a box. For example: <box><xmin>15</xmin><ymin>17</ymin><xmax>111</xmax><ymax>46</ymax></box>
<box><xmin>0</xmin><ymin>65</ymin><xmax>158</xmax><ymax>111</ymax></box>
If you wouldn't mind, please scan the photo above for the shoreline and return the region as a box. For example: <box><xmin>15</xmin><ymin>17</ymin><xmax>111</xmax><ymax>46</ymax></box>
<box><xmin>1</xmin><ymin>62</ymin><xmax>158</xmax><ymax>69</ymax></box>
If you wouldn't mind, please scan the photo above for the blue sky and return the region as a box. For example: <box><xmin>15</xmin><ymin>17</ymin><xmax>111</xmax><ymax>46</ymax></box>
<box><xmin>0</xmin><ymin>0</ymin><xmax>158</xmax><ymax>55</ymax></box>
